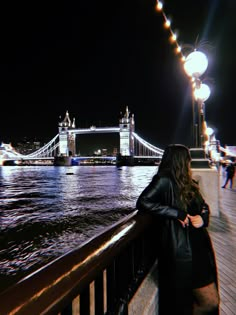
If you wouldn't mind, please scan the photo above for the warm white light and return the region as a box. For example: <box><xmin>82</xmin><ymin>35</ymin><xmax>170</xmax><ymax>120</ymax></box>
<box><xmin>176</xmin><ymin>46</ymin><xmax>182</xmax><ymax>53</ymax></box>
<box><xmin>184</xmin><ymin>50</ymin><xmax>208</xmax><ymax>78</ymax></box>
<box><xmin>156</xmin><ymin>1</ymin><xmax>163</xmax><ymax>11</ymax></box>
<box><xmin>171</xmin><ymin>33</ymin><xmax>177</xmax><ymax>42</ymax></box>
<box><xmin>164</xmin><ymin>19</ymin><xmax>171</xmax><ymax>28</ymax></box>
<box><xmin>194</xmin><ymin>83</ymin><xmax>211</xmax><ymax>102</ymax></box>
<box><xmin>206</xmin><ymin>127</ymin><xmax>214</xmax><ymax>136</ymax></box>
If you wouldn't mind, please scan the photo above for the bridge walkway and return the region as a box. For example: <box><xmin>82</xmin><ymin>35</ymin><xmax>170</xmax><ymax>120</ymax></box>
<box><xmin>208</xmin><ymin>171</ymin><xmax>236</xmax><ymax>315</ymax></box>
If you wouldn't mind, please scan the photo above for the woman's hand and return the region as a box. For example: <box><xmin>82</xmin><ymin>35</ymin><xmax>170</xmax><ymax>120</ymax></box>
<box><xmin>178</xmin><ymin>216</ymin><xmax>189</xmax><ymax>228</ymax></box>
<box><xmin>187</xmin><ymin>214</ymin><xmax>204</xmax><ymax>228</ymax></box>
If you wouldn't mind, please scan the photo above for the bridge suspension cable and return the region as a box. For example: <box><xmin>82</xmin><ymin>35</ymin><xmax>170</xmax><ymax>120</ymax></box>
<box><xmin>26</xmin><ymin>134</ymin><xmax>59</xmax><ymax>158</ymax></box>
<box><xmin>132</xmin><ymin>132</ymin><xmax>164</xmax><ymax>156</ymax></box>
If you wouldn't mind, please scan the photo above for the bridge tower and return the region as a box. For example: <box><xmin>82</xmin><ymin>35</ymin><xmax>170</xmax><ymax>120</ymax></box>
<box><xmin>58</xmin><ymin>111</ymin><xmax>76</xmax><ymax>156</ymax></box>
<box><xmin>119</xmin><ymin>106</ymin><xmax>135</xmax><ymax>156</ymax></box>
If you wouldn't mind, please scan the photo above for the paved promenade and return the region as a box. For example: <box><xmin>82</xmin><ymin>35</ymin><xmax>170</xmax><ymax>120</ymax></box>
<box><xmin>209</xmin><ymin>172</ymin><xmax>236</xmax><ymax>315</ymax></box>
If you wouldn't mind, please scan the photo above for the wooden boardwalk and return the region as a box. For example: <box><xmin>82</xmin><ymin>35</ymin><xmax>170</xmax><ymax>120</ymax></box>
<box><xmin>209</xmin><ymin>172</ymin><xmax>236</xmax><ymax>315</ymax></box>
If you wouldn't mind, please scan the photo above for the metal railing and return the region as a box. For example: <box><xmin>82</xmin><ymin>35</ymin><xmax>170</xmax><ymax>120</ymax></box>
<box><xmin>0</xmin><ymin>211</ymin><xmax>157</xmax><ymax>315</ymax></box>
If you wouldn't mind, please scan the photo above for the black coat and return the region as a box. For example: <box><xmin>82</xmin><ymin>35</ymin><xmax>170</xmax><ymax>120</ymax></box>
<box><xmin>136</xmin><ymin>174</ymin><xmax>217</xmax><ymax>314</ymax></box>
<box><xmin>226</xmin><ymin>163</ymin><xmax>235</xmax><ymax>178</ymax></box>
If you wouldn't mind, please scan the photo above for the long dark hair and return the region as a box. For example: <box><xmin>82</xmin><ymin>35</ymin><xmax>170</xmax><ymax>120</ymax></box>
<box><xmin>158</xmin><ymin>144</ymin><xmax>199</xmax><ymax>210</ymax></box>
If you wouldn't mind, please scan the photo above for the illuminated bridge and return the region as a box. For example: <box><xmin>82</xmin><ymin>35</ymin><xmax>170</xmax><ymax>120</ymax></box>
<box><xmin>0</xmin><ymin>107</ymin><xmax>164</xmax><ymax>166</ymax></box>
<box><xmin>0</xmin><ymin>106</ymin><xmax>234</xmax><ymax>166</ymax></box>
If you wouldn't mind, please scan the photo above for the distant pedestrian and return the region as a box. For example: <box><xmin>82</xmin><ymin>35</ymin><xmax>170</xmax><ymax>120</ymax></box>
<box><xmin>222</xmin><ymin>162</ymin><xmax>235</xmax><ymax>189</ymax></box>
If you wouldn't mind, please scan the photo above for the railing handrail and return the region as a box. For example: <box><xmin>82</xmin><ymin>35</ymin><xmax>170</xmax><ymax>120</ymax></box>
<box><xmin>0</xmin><ymin>210</ymin><xmax>153</xmax><ymax>315</ymax></box>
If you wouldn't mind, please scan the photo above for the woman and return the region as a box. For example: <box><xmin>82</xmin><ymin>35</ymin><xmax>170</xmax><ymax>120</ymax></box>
<box><xmin>136</xmin><ymin>144</ymin><xmax>219</xmax><ymax>315</ymax></box>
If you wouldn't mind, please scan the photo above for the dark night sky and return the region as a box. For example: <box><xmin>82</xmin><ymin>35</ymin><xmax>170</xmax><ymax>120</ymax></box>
<box><xmin>0</xmin><ymin>0</ymin><xmax>235</xmax><ymax>151</ymax></box>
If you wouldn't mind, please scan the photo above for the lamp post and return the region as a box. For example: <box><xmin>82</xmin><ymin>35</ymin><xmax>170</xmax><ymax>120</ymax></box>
<box><xmin>183</xmin><ymin>50</ymin><xmax>210</xmax><ymax>148</ymax></box>
<box><xmin>193</xmin><ymin>82</ymin><xmax>211</xmax><ymax>148</ymax></box>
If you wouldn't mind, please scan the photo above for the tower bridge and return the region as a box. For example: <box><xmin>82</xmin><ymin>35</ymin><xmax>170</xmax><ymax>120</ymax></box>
<box><xmin>55</xmin><ymin>106</ymin><xmax>163</xmax><ymax>165</ymax></box>
<box><xmin>58</xmin><ymin>106</ymin><xmax>136</xmax><ymax>158</ymax></box>
<box><xmin>0</xmin><ymin>106</ymin><xmax>164</xmax><ymax>166</ymax></box>
<box><xmin>0</xmin><ymin>106</ymin><xmax>230</xmax><ymax>166</ymax></box>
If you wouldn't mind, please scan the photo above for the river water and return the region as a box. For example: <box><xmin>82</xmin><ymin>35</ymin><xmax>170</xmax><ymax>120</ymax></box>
<box><xmin>0</xmin><ymin>165</ymin><xmax>157</xmax><ymax>293</ymax></box>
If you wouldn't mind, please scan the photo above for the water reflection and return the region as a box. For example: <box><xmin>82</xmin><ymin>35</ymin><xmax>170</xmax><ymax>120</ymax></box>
<box><xmin>0</xmin><ymin>165</ymin><xmax>156</xmax><ymax>292</ymax></box>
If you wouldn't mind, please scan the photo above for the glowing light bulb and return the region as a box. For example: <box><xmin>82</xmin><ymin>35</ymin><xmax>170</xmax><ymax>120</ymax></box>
<box><xmin>164</xmin><ymin>19</ymin><xmax>171</xmax><ymax>28</ymax></box>
<box><xmin>206</xmin><ymin>127</ymin><xmax>214</xmax><ymax>136</ymax></box>
<box><xmin>171</xmin><ymin>33</ymin><xmax>177</xmax><ymax>42</ymax></box>
<box><xmin>156</xmin><ymin>1</ymin><xmax>163</xmax><ymax>11</ymax></box>
<box><xmin>184</xmin><ymin>50</ymin><xmax>208</xmax><ymax>78</ymax></box>
<box><xmin>176</xmin><ymin>46</ymin><xmax>181</xmax><ymax>53</ymax></box>
<box><xmin>194</xmin><ymin>83</ymin><xmax>211</xmax><ymax>102</ymax></box>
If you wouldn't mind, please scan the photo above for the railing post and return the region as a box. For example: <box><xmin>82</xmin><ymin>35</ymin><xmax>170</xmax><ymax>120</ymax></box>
<box><xmin>95</xmin><ymin>272</ymin><xmax>104</xmax><ymax>315</ymax></box>
<box><xmin>80</xmin><ymin>285</ymin><xmax>90</xmax><ymax>315</ymax></box>
<box><xmin>107</xmin><ymin>261</ymin><xmax>117</xmax><ymax>314</ymax></box>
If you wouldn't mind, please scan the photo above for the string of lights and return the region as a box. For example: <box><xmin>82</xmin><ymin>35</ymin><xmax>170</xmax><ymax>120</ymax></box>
<box><xmin>155</xmin><ymin>1</ymin><xmax>217</xmax><ymax>158</ymax></box>
<box><xmin>155</xmin><ymin>1</ymin><xmax>185</xmax><ymax>62</ymax></box>
<box><xmin>155</xmin><ymin>1</ymin><xmax>211</xmax><ymax>85</ymax></box>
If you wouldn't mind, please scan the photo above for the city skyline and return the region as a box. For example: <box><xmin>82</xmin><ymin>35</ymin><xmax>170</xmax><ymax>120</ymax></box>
<box><xmin>1</xmin><ymin>0</ymin><xmax>235</xmax><ymax>149</ymax></box>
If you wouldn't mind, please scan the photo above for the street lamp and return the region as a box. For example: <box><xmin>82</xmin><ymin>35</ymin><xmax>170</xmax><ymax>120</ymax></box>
<box><xmin>183</xmin><ymin>50</ymin><xmax>210</xmax><ymax>148</ymax></box>
<box><xmin>184</xmin><ymin>51</ymin><xmax>208</xmax><ymax>78</ymax></box>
